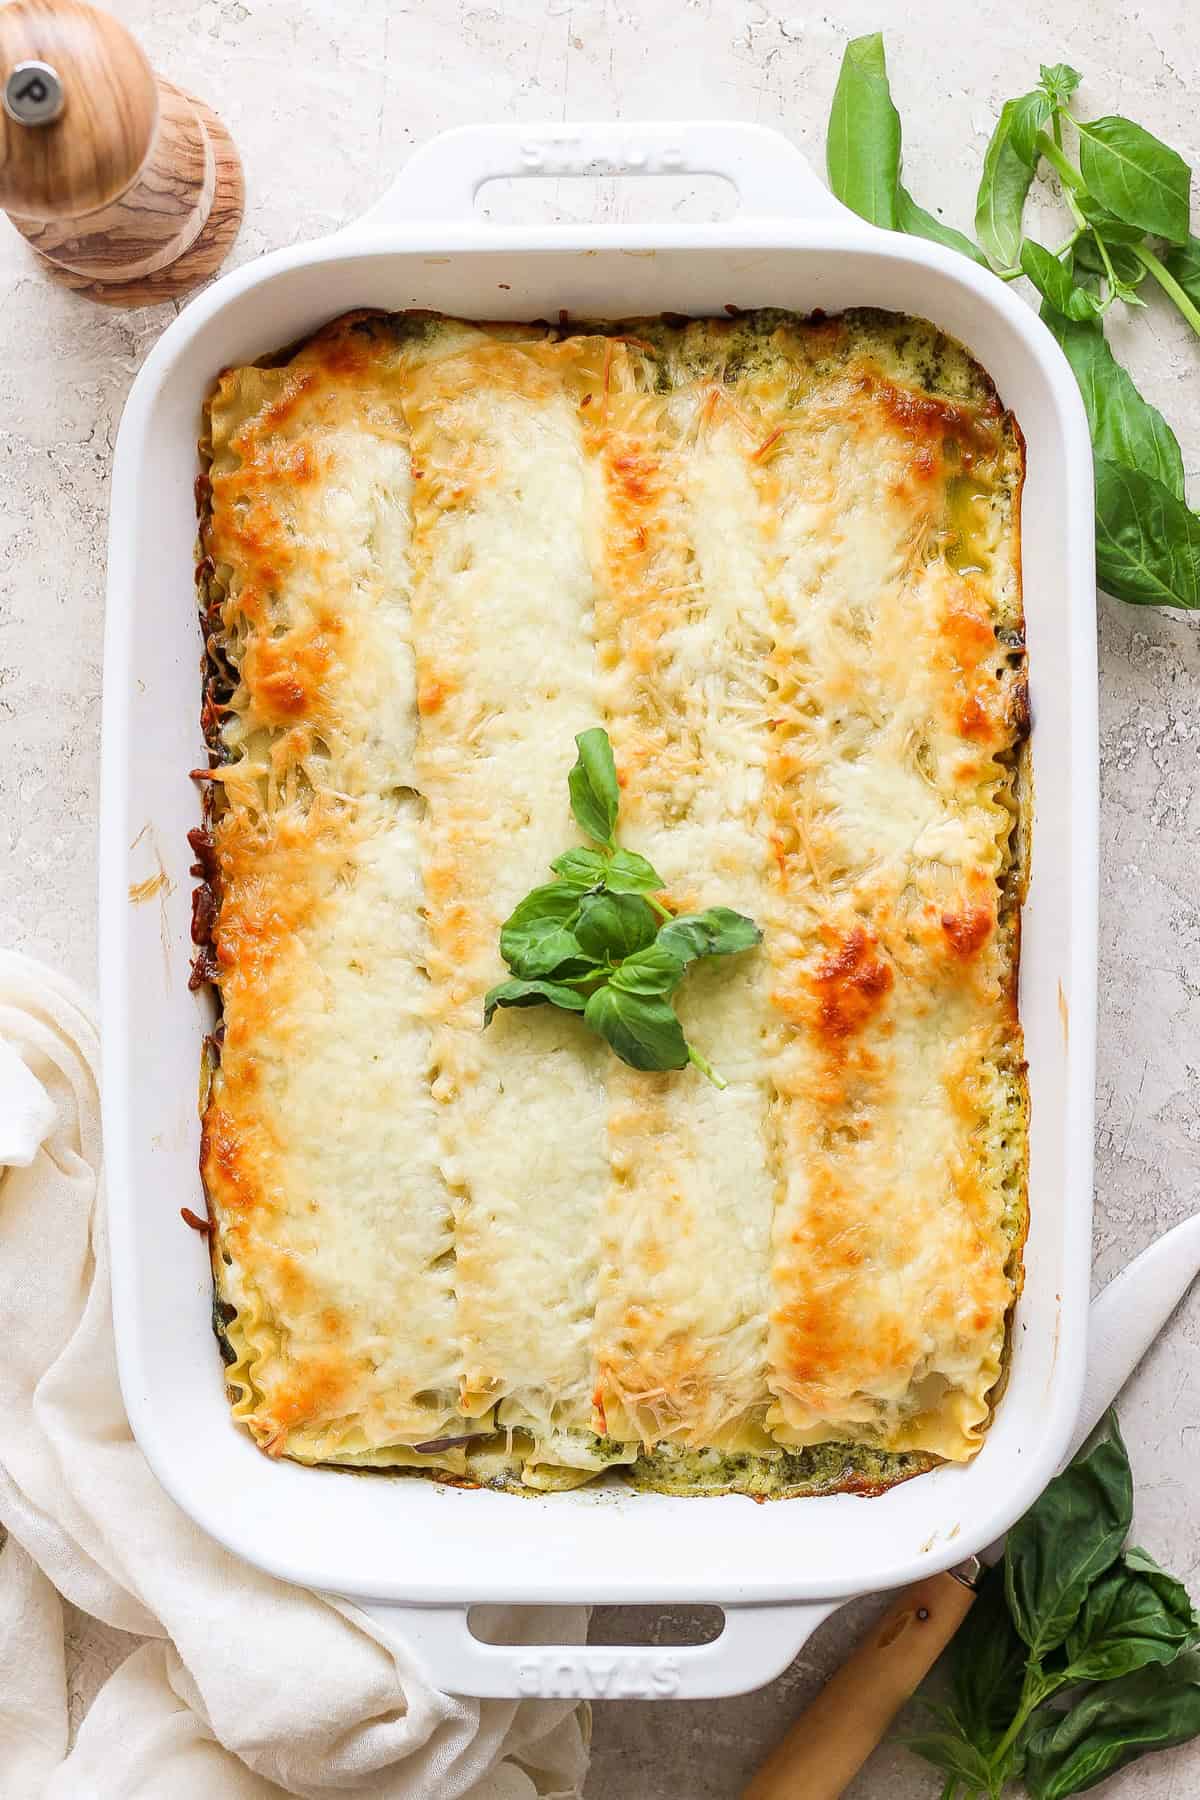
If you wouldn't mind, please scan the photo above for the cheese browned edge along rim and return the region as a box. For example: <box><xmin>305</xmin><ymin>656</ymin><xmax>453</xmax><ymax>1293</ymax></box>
<box><xmin>191</xmin><ymin>306</ymin><xmax>1028</xmax><ymax>1498</ymax></box>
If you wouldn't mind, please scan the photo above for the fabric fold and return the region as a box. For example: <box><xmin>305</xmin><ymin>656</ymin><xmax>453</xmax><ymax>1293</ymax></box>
<box><xmin>0</xmin><ymin>949</ymin><xmax>588</xmax><ymax>1798</ymax></box>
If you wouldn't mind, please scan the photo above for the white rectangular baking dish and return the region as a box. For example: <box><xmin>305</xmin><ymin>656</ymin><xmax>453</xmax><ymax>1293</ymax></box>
<box><xmin>100</xmin><ymin>120</ymin><xmax>1098</xmax><ymax>1701</ymax></box>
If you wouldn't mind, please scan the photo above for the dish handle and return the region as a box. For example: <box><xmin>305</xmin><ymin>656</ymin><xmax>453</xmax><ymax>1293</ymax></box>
<box><xmin>348</xmin><ymin>120</ymin><xmax>853</xmax><ymax>231</ymax></box>
<box><xmin>353</xmin><ymin>1598</ymin><xmax>839</xmax><ymax>1700</ymax></box>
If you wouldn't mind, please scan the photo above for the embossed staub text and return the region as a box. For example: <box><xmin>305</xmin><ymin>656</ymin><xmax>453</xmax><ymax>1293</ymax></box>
<box><xmin>515</xmin><ymin>1654</ymin><xmax>682</xmax><ymax>1699</ymax></box>
<box><xmin>517</xmin><ymin>135</ymin><xmax>687</xmax><ymax>178</ymax></box>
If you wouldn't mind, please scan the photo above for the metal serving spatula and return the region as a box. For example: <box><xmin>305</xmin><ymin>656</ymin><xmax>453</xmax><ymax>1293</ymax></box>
<box><xmin>743</xmin><ymin>1212</ymin><xmax>1200</xmax><ymax>1800</ymax></box>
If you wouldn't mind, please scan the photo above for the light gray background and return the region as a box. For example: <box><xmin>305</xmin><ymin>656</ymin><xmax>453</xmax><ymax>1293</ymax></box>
<box><xmin>2</xmin><ymin>2</ymin><xmax>1198</xmax><ymax>1794</ymax></box>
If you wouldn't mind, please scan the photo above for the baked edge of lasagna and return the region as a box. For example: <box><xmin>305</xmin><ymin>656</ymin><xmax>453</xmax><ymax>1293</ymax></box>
<box><xmin>189</xmin><ymin>306</ymin><xmax>1030</xmax><ymax>1500</ymax></box>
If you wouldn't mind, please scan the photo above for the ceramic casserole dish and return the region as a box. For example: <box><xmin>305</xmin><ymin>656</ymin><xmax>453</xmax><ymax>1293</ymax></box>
<box><xmin>100</xmin><ymin>121</ymin><xmax>1097</xmax><ymax>1700</ymax></box>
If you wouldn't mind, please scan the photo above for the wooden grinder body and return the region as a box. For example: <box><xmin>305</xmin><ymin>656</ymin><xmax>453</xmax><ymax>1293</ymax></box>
<box><xmin>0</xmin><ymin>0</ymin><xmax>242</xmax><ymax>303</ymax></box>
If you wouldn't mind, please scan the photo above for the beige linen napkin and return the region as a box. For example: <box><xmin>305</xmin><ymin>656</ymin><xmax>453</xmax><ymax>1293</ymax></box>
<box><xmin>0</xmin><ymin>950</ymin><xmax>589</xmax><ymax>1798</ymax></box>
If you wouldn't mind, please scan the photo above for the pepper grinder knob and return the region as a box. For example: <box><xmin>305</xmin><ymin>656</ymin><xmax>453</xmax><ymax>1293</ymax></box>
<box><xmin>0</xmin><ymin>0</ymin><xmax>243</xmax><ymax>304</ymax></box>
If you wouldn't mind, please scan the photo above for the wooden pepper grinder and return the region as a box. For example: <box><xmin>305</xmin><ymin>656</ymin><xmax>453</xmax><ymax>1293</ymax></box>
<box><xmin>0</xmin><ymin>0</ymin><xmax>243</xmax><ymax>304</ymax></box>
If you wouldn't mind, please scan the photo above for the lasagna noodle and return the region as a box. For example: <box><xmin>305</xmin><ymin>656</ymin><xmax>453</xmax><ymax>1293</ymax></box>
<box><xmin>205</xmin><ymin>325</ymin><xmax>419</xmax><ymax>798</ymax></box>
<box><xmin>200</xmin><ymin>324</ymin><xmax>462</xmax><ymax>1462</ymax></box>
<box><xmin>584</xmin><ymin>348</ymin><xmax>777</xmax><ymax>1452</ymax></box>
<box><xmin>752</xmin><ymin>321</ymin><xmax>1026</xmax><ymax>1459</ymax></box>
<box><xmin>402</xmin><ymin>338</ymin><xmax>621</xmax><ymax>1484</ymax></box>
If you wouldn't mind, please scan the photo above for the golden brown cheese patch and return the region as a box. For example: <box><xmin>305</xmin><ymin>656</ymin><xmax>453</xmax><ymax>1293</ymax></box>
<box><xmin>809</xmin><ymin>924</ymin><xmax>895</xmax><ymax>1047</ymax></box>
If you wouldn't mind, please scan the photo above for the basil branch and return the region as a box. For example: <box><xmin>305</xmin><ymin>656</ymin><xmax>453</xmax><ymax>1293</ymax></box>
<box><xmin>898</xmin><ymin>1412</ymin><xmax>1200</xmax><ymax>1798</ymax></box>
<box><xmin>1091</xmin><ymin>230</ymin><xmax>1121</xmax><ymax>293</ymax></box>
<box><xmin>989</xmin><ymin>1665</ymin><xmax>1068</xmax><ymax>1769</ymax></box>
<box><xmin>826</xmin><ymin>35</ymin><xmax>1200</xmax><ymax>609</ymax></box>
<box><xmin>483</xmin><ymin>730</ymin><xmax>761</xmax><ymax>1084</ymax></box>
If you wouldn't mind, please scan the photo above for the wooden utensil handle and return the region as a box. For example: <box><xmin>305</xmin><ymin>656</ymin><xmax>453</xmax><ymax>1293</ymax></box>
<box><xmin>742</xmin><ymin>1571</ymin><xmax>977</xmax><ymax>1800</ymax></box>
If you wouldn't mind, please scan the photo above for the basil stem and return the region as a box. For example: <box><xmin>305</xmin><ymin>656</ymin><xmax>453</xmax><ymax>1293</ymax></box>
<box><xmin>1164</xmin><ymin>235</ymin><xmax>1200</xmax><ymax>307</ymax></box>
<box><xmin>686</xmin><ymin>1044</ymin><xmax>727</xmax><ymax>1090</ymax></box>
<box><xmin>1132</xmin><ymin>242</ymin><xmax>1200</xmax><ymax>337</ymax></box>
<box><xmin>1088</xmin><ymin>232</ymin><xmax>1124</xmax><ymax>304</ymax></box>
<box><xmin>1035</xmin><ymin>130</ymin><xmax>1087</xmax><ymax>193</ymax></box>
<box><xmin>989</xmin><ymin>1661</ymin><xmax>1068</xmax><ymax>1768</ymax></box>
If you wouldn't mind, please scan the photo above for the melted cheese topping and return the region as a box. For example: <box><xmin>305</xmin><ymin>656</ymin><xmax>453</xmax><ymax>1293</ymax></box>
<box><xmin>201</xmin><ymin>323</ymin><xmax>460</xmax><ymax>1463</ymax></box>
<box><xmin>197</xmin><ymin>308</ymin><xmax>1028</xmax><ymax>1491</ymax></box>
<box><xmin>402</xmin><ymin>341</ymin><xmax>622</xmax><ymax>1486</ymax></box>
<box><xmin>745</xmin><ymin>326</ymin><xmax>1026</xmax><ymax>1457</ymax></box>
<box><xmin>585</xmin><ymin>356</ymin><xmax>776</xmax><ymax>1453</ymax></box>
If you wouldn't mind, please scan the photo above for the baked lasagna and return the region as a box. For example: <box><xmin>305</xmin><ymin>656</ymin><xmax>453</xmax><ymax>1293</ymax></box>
<box><xmin>191</xmin><ymin>307</ymin><xmax>1029</xmax><ymax>1496</ymax></box>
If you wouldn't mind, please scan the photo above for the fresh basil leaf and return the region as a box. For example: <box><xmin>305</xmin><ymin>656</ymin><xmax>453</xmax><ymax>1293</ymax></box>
<box><xmin>1075</xmin><ymin>116</ymin><xmax>1191</xmax><ymax>245</ymax></box>
<box><xmin>1039</xmin><ymin>306</ymin><xmax>1185</xmax><ymax>498</ymax></box>
<box><xmin>1108</xmin><ymin>275</ymin><xmax>1149</xmax><ymax>310</ymax></box>
<box><xmin>1005</xmin><ymin>1409</ymin><xmax>1133</xmax><ymax>1660</ymax></box>
<box><xmin>1072</xmin><ymin>235</ymin><xmax>1148</xmax><ymax>287</ymax></box>
<box><xmin>899</xmin><ymin>1727</ymin><xmax>997</xmax><ymax>1790</ymax></box>
<box><xmin>657</xmin><ymin>906</ymin><xmax>763</xmax><ymax>965</ymax></box>
<box><xmin>499</xmin><ymin>883</ymin><xmax>585</xmax><ymax>978</ymax></box>
<box><xmin>826</xmin><ymin>33</ymin><xmax>901</xmax><ymax>229</ymax></box>
<box><xmin>1021</xmin><ymin>238</ymin><xmax>1102</xmax><ymax>319</ymax></box>
<box><xmin>1094</xmin><ymin>458</ymin><xmax>1200</xmax><ymax>608</ymax></box>
<box><xmin>827</xmin><ymin>36</ymin><xmax>985</xmax><ymax>264</ymax></box>
<box><xmin>584</xmin><ymin>985</ymin><xmax>689</xmax><ymax>1073</ymax></box>
<box><xmin>1009</xmin><ymin>90</ymin><xmax>1053</xmax><ymax>166</ymax></box>
<box><xmin>607</xmin><ymin>942</ymin><xmax>689</xmax><ymax>999</ymax></box>
<box><xmin>1039</xmin><ymin>63</ymin><xmax>1081</xmax><ymax>108</ymax></box>
<box><xmin>568</xmin><ymin>728</ymin><xmax>620</xmax><ymax>848</ymax></box>
<box><xmin>1063</xmin><ymin>1546</ymin><xmax>1199</xmax><ymax>1682</ymax></box>
<box><xmin>574</xmin><ymin>892</ymin><xmax>660</xmax><ymax>962</ymax></box>
<box><xmin>896</xmin><ymin>186</ymin><xmax>990</xmax><ymax>266</ymax></box>
<box><xmin>603</xmin><ymin>847</ymin><xmax>667</xmax><ymax>895</ymax></box>
<box><xmin>1071</xmin><ymin>268</ymin><xmax>1103</xmax><ymax>304</ymax></box>
<box><xmin>1164</xmin><ymin>233</ymin><xmax>1200</xmax><ymax>306</ymax></box>
<box><xmin>549</xmin><ymin>847</ymin><xmax>610</xmax><ymax>890</ymax></box>
<box><xmin>950</xmin><ymin>1562</ymin><xmax>1028</xmax><ymax>1751</ymax></box>
<box><xmin>977</xmin><ymin>99</ymin><xmax>1039</xmax><ymax>269</ymax></box>
<box><xmin>1024</xmin><ymin>1651</ymin><xmax>1200</xmax><ymax>1798</ymax></box>
<box><xmin>482</xmin><ymin>978</ymin><xmax>588</xmax><ymax>1027</ymax></box>
<box><xmin>1072</xmin><ymin>192</ymin><xmax>1151</xmax><ymax>244</ymax></box>
<box><xmin>908</xmin><ymin>1694</ymin><xmax>969</xmax><ymax>1734</ymax></box>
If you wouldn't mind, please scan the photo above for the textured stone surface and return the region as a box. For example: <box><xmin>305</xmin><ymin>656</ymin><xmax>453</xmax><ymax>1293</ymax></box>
<box><xmin>1</xmin><ymin>1</ymin><xmax>1198</xmax><ymax>1794</ymax></box>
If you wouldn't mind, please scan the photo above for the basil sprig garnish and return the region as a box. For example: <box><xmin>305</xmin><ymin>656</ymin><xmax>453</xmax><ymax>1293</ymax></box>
<box><xmin>826</xmin><ymin>35</ymin><xmax>1200</xmax><ymax>609</ymax></box>
<box><xmin>483</xmin><ymin>729</ymin><xmax>761</xmax><ymax>1087</ymax></box>
<box><xmin>902</xmin><ymin>1410</ymin><xmax>1200</xmax><ymax>1798</ymax></box>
